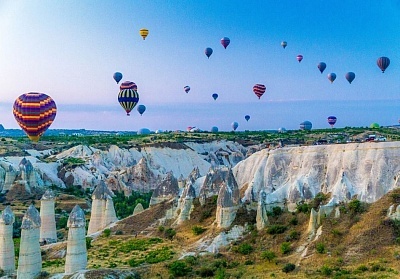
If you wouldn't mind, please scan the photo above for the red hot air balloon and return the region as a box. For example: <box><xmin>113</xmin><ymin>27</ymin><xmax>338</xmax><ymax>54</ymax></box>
<box><xmin>253</xmin><ymin>84</ymin><xmax>266</xmax><ymax>99</ymax></box>
<box><xmin>220</xmin><ymin>37</ymin><xmax>230</xmax><ymax>49</ymax></box>
<box><xmin>296</xmin><ymin>55</ymin><xmax>303</xmax><ymax>63</ymax></box>
<box><xmin>327</xmin><ymin>116</ymin><xmax>337</xmax><ymax>128</ymax></box>
<box><xmin>13</xmin><ymin>92</ymin><xmax>57</xmax><ymax>142</ymax></box>
<box><xmin>377</xmin><ymin>57</ymin><xmax>390</xmax><ymax>73</ymax></box>
<box><xmin>120</xmin><ymin>81</ymin><xmax>137</xmax><ymax>90</ymax></box>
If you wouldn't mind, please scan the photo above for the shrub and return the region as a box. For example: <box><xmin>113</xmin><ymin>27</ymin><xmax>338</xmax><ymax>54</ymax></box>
<box><xmin>311</xmin><ymin>192</ymin><xmax>328</xmax><ymax>208</ymax></box>
<box><xmin>282</xmin><ymin>263</ymin><xmax>295</xmax><ymax>273</ymax></box>
<box><xmin>316</xmin><ymin>242</ymin><xmax>325</xmax><ymax>254</ymax></box>
<box><xmin>198</xmin><ymin>267</ymin><xmax>214</xmax><ymax>277</ymax></box>
<box><xmin>128</xmin><ymin>258</ymin><xmax>144</xmax><ymax>267</ymax></box>
<box><xmin>356</xmin><ymin>265</ymin><xmax>368</xmax><ymax>272</ymax></box>
<box><xmin>289</xmin><ymin>217</ymin><xmax>298</xmax><ymax>226</ymax></box>
<box><xmin>164</xmin><ymin>228</ymin><xmax>176</xmax><ymax>240</ymax></box>
<box><xmin>371</xmin><ymin>263</ymin><xmax>385</xmax><ymax>272</ymax></box>
<box><xmin>56</xmin><ymin>216</ymin><xmax>68</xmax><ymax>230</ymax></box>
<box><xmin>286</xmin><ymin>230</ymin><xmax>300</xmax><ymax>241</ymax></box>
<box><xmin>168</xmin><ymin>260</ymin><xmax>192</xmax><ymax>277</ymax></box>
<box><xmin>348</xmin><ymin>199</ymin><xmax>364</xmax><ymax>214</ymax></box>
<box><xmin>86</xmin><ymin>237</ymin><xmax>92</xmax><ymax>249</ymax></box>
<box><xmin>320</xmin><ymin>265</ymin><xmax>332</xmax><ymax>276</ymax></box>
<box><xmin>158</xmin><ymin>226</ymin><xmax>165</xmax><ymax>232</ymax></box>
<box><xmin>236</xmin><ymin>243</ymin><xmax>253</xmax><ymax>255</ymax></box>
<box><xmin>192</xmin><ymin>226</ymin><xmax>206</xmax><ymax>236</ymax></box>
<box><xmin>244</xmin><ymin>260</ymin><xmax>253</xmax><ymax>265</ymax></box>
<box><xmin>200</xmin><ymin>209</ymin><xmax>212</xmax><ymax>221</ymax></box>
<box><xmin>281</xmin><ymin>242</ymin><xmax>291</xmax><ymax>254</ymax></box>
<box><xmin>184</xmin><ymin>255</ymin><xmax>198</xmax><ymax>265</ymax></box>
<box><xmin>296</xmin><ymin>202</ymin><xmax>310</xmax><ymax>213</ymax></box>
<box><xmin>145</xmin><ymin>247</ymin><xmax>174</xmax><ymax>263</ymax></box>
<box><xmin>103</xmin><ymin>228</ymin><xmax>111</xmax><ymax>237</ymax></box>
<box><xmin>267</xmin><ymin>225</ymin><xmax>287</xmax><ymax>235</ymax></box>
<box><xmin>268</xmin><ymin>206</ymin><xmax>283</xmax><ymax>217</ymax></box>
<box><xmin>214</xmin><ymin>268</ymin><xmax>226</xmax><ymax>279</ymax></box>
<box><xmin>115</xmin><ymin>230</ymin><xmax>123</xmax><ymax>235</ymax></box>
<box><xmin>261</xmin><ymin>250</ymin><xmax>276</xmax><ymax>262</ymax></box>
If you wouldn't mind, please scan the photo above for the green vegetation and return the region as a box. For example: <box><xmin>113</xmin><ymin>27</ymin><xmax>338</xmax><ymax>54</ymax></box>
<box><xmin>280</xmin><ymin>242</ymin><xmax>291</xmax><ymax>254</ymax></box>
<box><xmin>112</xmin><ymin>190</ymin><xmax>152</xmax><ymax>219</ymax></box>
<box><xmin>282</xmin><ymin>263</ymin><xmax>295</xmax><ymax>273</ymax></box>
<box><xmin>191</xmin><ymin>225</ymin><xmax>206</xmax><ymax>236</ymax></box>
<box><xmin>267</xmin><ymin>225</ymin><xmax>287</xmax><ymax>235</ymax></box>
<box><xmin>261</xmin><ymin>250</ymin><xmax>277</xmax><ymax>262</ymax></box>
<box><xmin>168</xmin><ymin>260</ymin><xmax>192</xmax><ymax>277</ymax></box>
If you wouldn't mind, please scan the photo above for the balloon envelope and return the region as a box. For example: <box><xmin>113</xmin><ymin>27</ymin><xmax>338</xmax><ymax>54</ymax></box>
<box><xmin>212</xmin><ymin>93</ymin><xmax>218</xmax><ymax>100</ymax></box>
<box><xmin>13</xmin><ymin>92</ymin><xmax>57</xmax><ymax>142</ymax></box>
<box><xmin>253</xmin><ymin>84</ymin><xmax>266</xmax><ymax>99</ymax></box>
<box><xmin>245</xmin><ymin>115</ymin><xmax>250</xmax><ymax>121</ymax></box>
<box><xmin>370</xmin><ymin>122</ymin><xmax>380</xmax><ymax>129</ymax></box>
<box><xmin>113</xmin><ymin>72</ymin><xmax>123</xmax><ymax>84</ymax></box>
<box><xmin>118</xmin><ymin>81</ymin><xmax>139</xmax><ymax>116</ymax></box>
<box><xmin>281</xmin><ymin>41</ymin><xmax>287</xmax><ymax>48</ymax></box>
<box><xmin>211</xmin><ymin>126</ymin><xmax>219</xmax><ymax>133</ymax></box>
<box><xmin>139</xmin><ymin>28</ymin><xmax>149</xmax><ymax>40</ymax></box>
<box><xmin>220</xmin><ymin>37</ymin><xmax>230</xmax><ymax>49</ymax></box>
<box><xmin>231</xmin><ymin>121</ymin><xmax>239</xmax><ymax>131</ymax></box>
<box><xmin>300</xmin><ymin>121</ymin><xmax>312</xmax><ymax>130</ymax></box>
<box><xmin>327</xmin><ymin>116</ymin><xmax>337</xmax><ymax>127</ymax></box>
<box><xmin>327</xmin><ymin>73</ymin><xmax>337</xmax><ymax>83</ymax></box>
<box><xmin>317</xmin><ymin>62</ymin><xmax>326</xmax><ymax>73</ymax></box>
<box><xmin>138</xmin><ymin>128</ymin><xmax>151</xmax><ymax>135</ymax></box>
<box><xmin>345</xmin><ymin>72</ymin><xmax>355</xmax><ymax>84</ymax></box>
<box><xmin>184</xmin><ymin>85</ymin><xmax>190</xmax><ymax>93</ymax></box>
<box><xmin>377</xmin><ymin>57</ymin><xmax>390</xmax><ymax>73</ymax></box>
<box><xmin>296</xmin><ymin>55</ymin><xmax>303</xmax><ymax>62</ymax></box>
<box><xmin>205</xmin><ymin>47</ymin><xmax>213</xmax><ymax>58</ymax></box>
<box><xmin>137</xmin><ymin>104</ymin><xmax>146</xmax><ymax>115</ymax></box>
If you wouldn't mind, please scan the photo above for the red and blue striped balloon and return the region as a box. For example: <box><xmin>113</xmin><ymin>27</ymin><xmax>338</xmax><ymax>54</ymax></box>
<box><xmin>377</xmin><ymin>57</ymin><xmax>390</xmax><ymax>73</ymax></box>
<box><xmin>253</xmin><ymin>84</ymin><xmax>266</xmax><ymax>99</ymax></box>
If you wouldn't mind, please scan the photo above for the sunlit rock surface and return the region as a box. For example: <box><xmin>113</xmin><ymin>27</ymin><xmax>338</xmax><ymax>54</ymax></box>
<box><xmin>0</xmin><ymin>206</ymin><xmax>15</xmax><ymax>275</ymax></box>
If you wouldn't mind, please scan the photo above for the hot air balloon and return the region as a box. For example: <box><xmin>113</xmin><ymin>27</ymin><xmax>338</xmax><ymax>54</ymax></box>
<box><xmin>138</xmin><ymin>128</ymin><xmax>151</xmax><ymax>135</ymax></box>
<box><xmin>211</xmin><ymin>126</ymin><xmax>219</xmax><ymax>133</ymax></box>
<box><xmin>231</xmin><ymin>121</ymin><xmax>239</xmax><ymax>131</ymax></box>
<box><xmin>220</xmin><ymin>37</ymin><xmax>230</xmax><ymax>49</ymax></box>
<box><xmin>137</xmin><ymin>104</ymin><xmax>146</xmax><ymax>116</ymax></box>
<box><xmin>281</xmin><ymin>41</ymin><xmax>287</xmax><ymax>49</ymax></box>
<box><xmin>300</xmin><ymin>121</ymin><xmax>312</xmax><ymax>130</ymax></box>
<box><xmin>113</xmin><ymin>72</ymin><xmax>123</xmax><ymax>84</ymax></box>
<box><xmin>13</xmin><ymin>92</ymin><xmax>57</xmax><ymax>142</ymax></box>
<box><xmin>184</xmin><ymin>85</ymin><xmax>190</xmax><ymax>93</ymax></box>
<box><xmin>327</xmin><ymin>73</ymin><xmax>336</xmax><ymax>83</ymax></box>
<box><xmin>245</xmin><ymin>115</ymin><xmax>250</xmax><ymax>122</ymax></box>
<box><xmin>253</xmin><ymin>84</ymin><xmax>266</xmax><ymax>99</ymax></box>
<box><xmin>370</xmin><ymin>122</ymin><xmax>380</xmax><ymax>129</ymax></box>
<box><xmin>345</xmin><ymin>72</ymin><xmax>355</xmax><ymax>84</ymax></box>
<box><xmin>212</xmin><ymin>93</ymin><xmax>218</xmax><ymax>100</ymax></box>
<box><xmin>296</xmin><ymin>55</ymin><xmax>303</xmax><ymax>63</ymax></box>
<box><xmin>377</xmin><ymin>57</ymin><xmax>390</xmax><ymax>73</ymax></box>
<box><xmin>317</xmin><ymin>62</ymin><xmax>326</xmax><ymax>74</ymax></box>
<box><xmin>205</xmin><ymin>47</ymin><xmax>213</xmax><ymax>58</ymax></box>
<box><xmin>327</xmin><ymin>116</ymin><xmax>337</xmax><ymax>128</ymax></box>
<box><xmin>139</xmin><ymin>28</ymin><xmax>149</xmax><ymax>40</ymax></box>
<box><xmin>118</xmin><ymin>81</ymin><xmax>139</xmax><ymax>116</ymax></box>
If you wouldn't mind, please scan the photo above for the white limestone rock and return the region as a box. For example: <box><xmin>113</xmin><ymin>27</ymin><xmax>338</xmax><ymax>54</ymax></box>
<box><xmin>150</xmin><ymin>171</ymin><xmax>179</xmax><ymax>206</ymax></box>
<box><xmin>40</xmin><ymin>189</ymin><xmax>57</xmax><ymax>244</ymax></box>
<box><xmin>133</xmin><ymin>203</ymin><xmax>144</xmax><ymax>216</ymax></box>
<box><xmin>0</xmin><ymin>206</ymin><xmax>15</xmax><ymax>275</ymax></box>
<box><xmin>256</xmin><ymin>190</ymin><xmax>269</xmax><ymax>230</ymax></box>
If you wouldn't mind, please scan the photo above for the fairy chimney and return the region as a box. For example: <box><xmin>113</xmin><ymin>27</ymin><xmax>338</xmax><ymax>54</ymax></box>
<box><xmin>17</xmin><ymin>204</ymin><xmax>42</xmax><ymax>279</ymax></box>
<box><xmin>65</xmin><ymin>205</ymin><xmax>87</xmax><ymax>274</ymax></box>
<box><xmin>0</xmin><ymin>206</ymin><xmax>15</xmax><ymax>275</ymax></box>
<box><xmin>133</xmin><ymin>203</ymin><xmax>144</xmax><ymax>216</ymax></box>
<box><xmin>40</xmin><ymin>189</ymin><xmax>57</xmax><ymax>244</ymax></box>
<box><xmin>256</xmin><ymin>190</ymin><xmax>269</xmax><ymax>230</ymax></box>
<box><xmin>176</xmin><ymin>182</ymin><xmax>196</xmax><ymax>224</ymax></box>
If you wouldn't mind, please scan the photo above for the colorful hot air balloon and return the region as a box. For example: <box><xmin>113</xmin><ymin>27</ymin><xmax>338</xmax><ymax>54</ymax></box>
<box><xmin>212</xmin><ymin>93</ymin><xmax>218</xmax><ymax>100</ymax></box>
<box><xmin>327</xmin><ymin>116</ymin><xmax>337</xmax><ymax>128</ymax></box>
<box><xmin>317</xmin><ymin>62</ymin><xmax>326</xmax><ymax>74</ymax></box>
<box><xmin>296</xmin><ymin>55</ymin><xmax>303</xmax><ymax>63</ymax></box>
<box><xmin>377</xmin><ymin>57</ymin><xmax>390</xmax><ymax>73</ymax></box>
<box><xmin>139</xmin><ymin>28</ymin><xmax>149</xmax><ymax>40</ymax></box>
<box><xmin>137</xmin><ymin>104</ymin><xmax>146</xmax><ymax>116</ymax></box>
<box><xmin>253</xmin><ymin>84</ymin><xmax>266</xmax><ymax>99</ymax></box>
<box><xmin>231</xmin><ymin>121</ymin><xmax>239</xmax><ymax>131</ymax></box>
<box><xmin>13</xmin><ymin>92</ymin><xmax>57</xmax><ymax>142</ymax></box>
<box><xmin>205</xmin><ymin>47</ymin><xmax>213</xmax><ymax>58</ymax></box>
<box><xmin>370</xmin><ymin>122</ymin><xmax>380</xmax><ymax>129</ymax></box>
<box><xmin>245</xmin><ymin>115</ymin><xmax>250</xmax><ymax>122</ymax></box>
<box><xmin>184</xmin><ymin>85</ymin><xmax>190</xmax><ymax>93</ymax></box>
<box><xmin>113</xmin><ymin>72</ymin><xmax>123</xmax><ymax>84</ymax></box>
<box><xmin>118</xmin><ymin>81</ymin><xmax>139</xmax><ymax>116</ymax></box>
<box><xmin>345</xmin><ymin>72</ymin><xmax>355</xmax><ymax>84</ymax></box>
<box><xmin>327</xmin><ymin>73</ymin><xmax>336</xmax><ymax>83</ymax></box>
<box><xmin>220</xmin><ymin>37</ymin><xmax>230</xmax><ymax>49</ymax></box>
<box><xmin>300</xmin><ymin>121</ymin><xmax>312</xmax><ymax>131</ymax></box>
<box><xmin>281</xmin><ymin>41</ymin><xmax>287</xmax><ymax>49</ymax></box>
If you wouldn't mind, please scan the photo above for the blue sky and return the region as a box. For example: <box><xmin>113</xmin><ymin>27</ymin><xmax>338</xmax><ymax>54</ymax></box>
<box><xmin>0</xmin><ymin>1</ymin><xmax>400</xmax><ymax>131</ymax></box>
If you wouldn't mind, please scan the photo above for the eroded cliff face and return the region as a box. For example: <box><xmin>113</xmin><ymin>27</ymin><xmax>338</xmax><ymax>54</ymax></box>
<box><xmin>233</xmin><ymin>142</ymin><xmax>400</xmax><ymax>205</ymax></box>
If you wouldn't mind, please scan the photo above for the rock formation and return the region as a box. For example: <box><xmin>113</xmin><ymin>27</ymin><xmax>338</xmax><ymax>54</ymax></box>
<box><xmin>256</xmin><ymin>190</ymin><xmax>269</xmax><ymax>230</ymax></box>
<box><xmin>149</xmin><ymin>171</ymin><xmax>179</xmax><ymax>206</ymax></box>
<box><xmin>133</xmin><ymin>203</ymin><xmax>144</xmax><ymax>216</ymax></box>
<box><xmin>17</xmin><ymin>204</ymin><xmax>42</xmax><ymax>279</ymax></box>
<box><xmin>40</xmin><ymin>189</ymin><xmax>57</xmax><ymax>244</ymax></box>
<box><xmin>0</xmin><ymin>206</ymin><xmax>15</xmax><ymax>275</ymax></box>
<box><xmin>176</xmin><ymin>182</ymin><xmax>196</xmax><ymax>224</ymax></box>
<box><xmin>65</xmin><ymin>205</ymin><xmax>87</xmax><ymax>274</ymax></box>
<box><xmin>215</xmin><ymin>170</ymin><xmax>240</xmax><ymax>228</ymax></box>
<box><xmin>199</xmin><ymin>166</ymin><xmax>229</xmax><ymax>205</ymax></box>
<box><xmin>307</xmin><ymin>208</ymin><xmax>318</xmax><ymax>236</ymax></box>
<box><xmin>87</xmin><ymin>181</ymin><xmax>117</xmax><ymax>235</ymax></box>
<box><xmin>388</xmin><ymin>204</ymin><xmax>400</xmax><ymax>220</ymax></box>
<box><xmin>3</xmin><ymin>165</ymin><xmax>18</xmax><ymax>192</ymax></box>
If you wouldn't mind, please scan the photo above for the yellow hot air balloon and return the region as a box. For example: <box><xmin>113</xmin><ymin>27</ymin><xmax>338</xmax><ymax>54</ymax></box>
<box><xmin>139</xmin><ymin>28</ymin><xmax>149</xmax><ymax>40</ymax></box>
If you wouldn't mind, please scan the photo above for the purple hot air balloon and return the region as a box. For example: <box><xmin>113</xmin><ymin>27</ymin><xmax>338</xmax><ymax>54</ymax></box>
<box><xmin>220</xmin><ymin>37</ymin><xmax>230</xmax><ymax>49</ymax></box>
<box><xmin>205</xmin><ymin>47</ymin><xmax>213</xmax><ymax>58</ymax></box>
<box><xmin>317</xmin><ymin>62</ymin><xmax>326</xmax><ymax>74</ymax></box>
<box><xmin>327</xmin><ymin>116</ymin><xmax>337</xmax><ymax>128</ymax></box>
<box><xmin>327</xmin><ymin>73</ymin><xmax>336</xmax><ymax>83</ymax></box>
<box><xmin>345</xmin><ymin>72</ymin><xmax>355</xmax><ymax>84</ymax></box>
<box><xmin>120</xmin><ymin>81</ymin><xmax>137</xmax><ymax>90</ymax></box>
<box><xmin>377</xmin><ymin>57</ymin><xmax>390</xmax><ymax>73</ymax></box>
<box><xmin>296</xmin><ymin>55</ymin><xmax>303</xmax><ymax>63</ymax></box>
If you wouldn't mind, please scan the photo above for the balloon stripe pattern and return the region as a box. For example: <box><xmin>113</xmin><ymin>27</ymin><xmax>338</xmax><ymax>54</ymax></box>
<box><xmin>253</xmin><ymin>84</ymin><xmax>266</xmax><ymax>99</ymax></box>
<box><xmin>13</xmin><ymin>92</ymin><xmax>57</xmax><ymax>141</ymax></box>
<box><xmin>118</xmin><ymin>89</ymin><xmax>139</xmax><ymax>116</ymax></box>
<box><xmin>377</xmin><ymin>57</ymin><xmax>390</xmax><ymax>73</ymax></box>
<box><xmin>120</xmin><ymin>81</ymin><xmax>137</xmax><ymax>90</ymax></box>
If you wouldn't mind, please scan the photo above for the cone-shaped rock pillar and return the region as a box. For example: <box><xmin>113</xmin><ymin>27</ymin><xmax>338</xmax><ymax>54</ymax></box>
<box><xmin>0</xmin><ymin>206</ymin><xmax>15</xmax><ymax>275</ymax></box>
<box><xmin>40</xmin><ymin>189</ymin><xmax>57</xmax><ymax>244</ymax></box>
<box><xmin>133</xmin><ymin>203</ymin><xmax>144</xmax><ymax>216</ymax></box>
<box><xmin>65</xmin><ymin>205</ymin><xmax>87</xmax><ymax>274</ymax></box>
<box><xmin>17</xmin><ymin>204</ymin><xmax>42</xmax><ymax>279</ymax></box>
<box><xmin>256</xmin><ymin>190</ymin><xmax>269</xmax><ymax>230</ymax></box>
<box><xmin>103</xmin><ymin>197</ymin><xmax>118</xmax><ymax>228</ymax></box>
